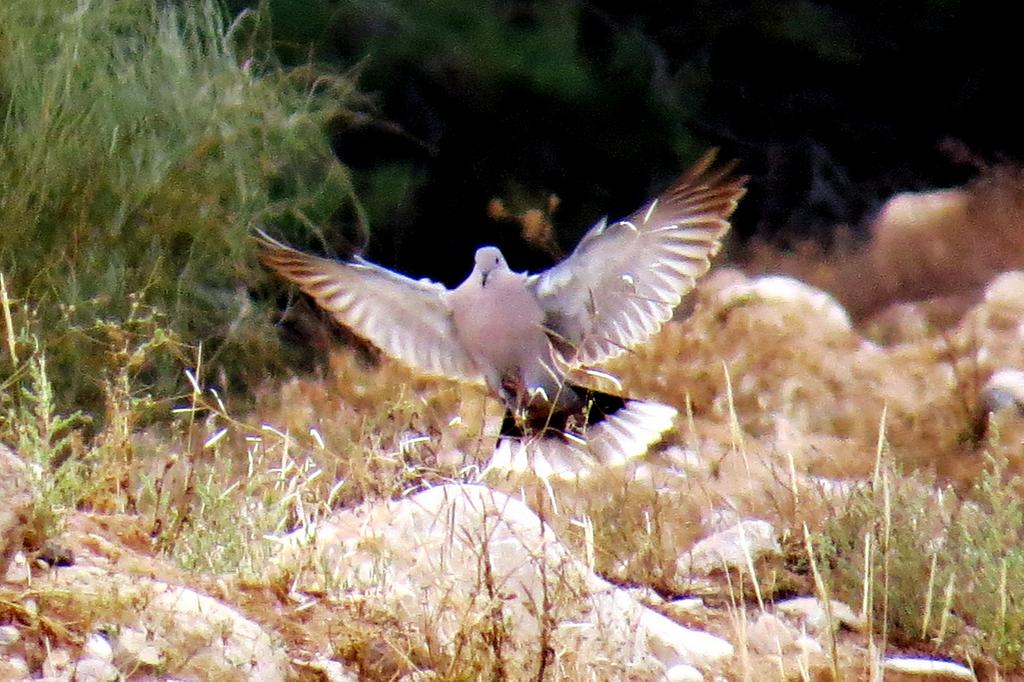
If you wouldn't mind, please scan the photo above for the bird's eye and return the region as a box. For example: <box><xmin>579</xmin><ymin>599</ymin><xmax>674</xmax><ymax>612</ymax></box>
<box><xmin>494</xmin><ymin>257</ymin><xmax>499</xmax><ymax>265</ymax></box>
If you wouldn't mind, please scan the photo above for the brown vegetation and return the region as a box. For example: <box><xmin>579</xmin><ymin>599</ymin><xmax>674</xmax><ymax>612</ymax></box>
<box><xmin>746</xmin><ymin>163</ymin><xmax>1024</xmax><ymax>326</ymax></box>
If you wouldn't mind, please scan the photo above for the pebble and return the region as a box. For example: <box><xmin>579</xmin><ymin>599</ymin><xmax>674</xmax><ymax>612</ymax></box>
<box><xmin>73</xmin><ymin>657</ymin><xmax>121</xmax><ymax>682</ymax></box>
<box><xmin>0</xmin><ymin>624</ymin><xmax>21</xmax><ymax>646</ymax></box>
<box><xmin>84</xmin><ymin>632</ymin><xmax>114</xmax><ymax>663</ymax></box>
<box><xmin>882</xmin><ymin>658</ymin><xmax>975</xmax><ymax>680</ymax></box>
<box><xmin>665</xmin><ymin>663</ymin><xmax>704</xmax><ymax>682</ymax></box>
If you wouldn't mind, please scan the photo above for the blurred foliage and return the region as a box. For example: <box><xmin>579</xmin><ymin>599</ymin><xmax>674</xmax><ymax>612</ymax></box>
<box><xmin>0</xmin><ymin>0</ymin><xmax>355</xmax><ymax>418</ymax></box>
<box><xmin>255</xmin><ymin>0</ymin><xmax>600</xmax><ymax>100</ymax></box>
<box><xmin>225</xmin><ymin>0</ymin><xmax>1011</xmax><ymax>264</ymax></box>
<box><xmin>0</xmin><ymin>0</ymin><xmax>1010</xmax><ymax>418</ymax></box>
<box><xmin>226</xmin><ymin>0</ymin><xmax>713</xmax><ymax>281</ymax></box>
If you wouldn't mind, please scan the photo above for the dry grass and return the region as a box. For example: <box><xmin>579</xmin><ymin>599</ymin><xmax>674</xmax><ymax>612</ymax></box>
<box><xmin>3</xmin><ymin>1</ymin><xmax>1024</xmax><ymax>677</ymax></box>
<box><xmin>7</xmin><ymin>246</ymin><xmax>1024</xmax><ymax>678</ymax></box>
<box><xmin>4</xmin><ymin>95</ymin><xmax>1024</xmax><ymax>677</ymax></box>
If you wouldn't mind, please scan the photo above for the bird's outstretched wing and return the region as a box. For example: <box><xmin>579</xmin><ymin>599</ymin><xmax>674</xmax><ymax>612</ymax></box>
<box><xmin>527</xmin><ymin>150</ymin><xmax>747</xmax><ymax>366</ymax></box>
<box><xmin>256</xmin><ymin>231</ymin><xmax>484</xmax><ymax>384</ymax></box>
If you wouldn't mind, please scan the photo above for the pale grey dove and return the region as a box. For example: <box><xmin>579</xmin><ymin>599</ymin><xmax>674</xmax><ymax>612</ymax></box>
<box><xmin>257</xmin><ymin>150</ymin><xmax>746</xmax><ymax>478</ymax></box>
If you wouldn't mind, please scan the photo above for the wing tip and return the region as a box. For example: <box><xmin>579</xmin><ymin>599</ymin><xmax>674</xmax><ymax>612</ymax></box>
<box><xmin>485</xmin><ymin>398</ymin><xmax>678</xmax><ymax>479</ymax></box>
<box><xmin>252</xmin><ymin>229</ymin><xmax>310</xmax><ymax>274</ymax></box>
<box><xmin>670</xmin><ymin>149</ymin><xmax>749</xmax><ymax>217</ymax></box>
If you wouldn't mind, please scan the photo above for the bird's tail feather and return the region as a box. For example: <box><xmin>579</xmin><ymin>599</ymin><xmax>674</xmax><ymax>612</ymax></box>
<box><xmin>486</xmin><ymin>386</ymin><xmax>677</xmax><ymax>479</ymax></box>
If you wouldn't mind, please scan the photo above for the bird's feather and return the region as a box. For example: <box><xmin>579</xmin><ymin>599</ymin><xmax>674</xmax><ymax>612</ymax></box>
<box><xmin>256</xmin><ymin>230</ymin><xmax>484</xmax><ymax>384</ymax></box>
<box><xmin>528</xmin><ymin>150</ymin><xmax>747</xmax><ymax>367</ymax></box>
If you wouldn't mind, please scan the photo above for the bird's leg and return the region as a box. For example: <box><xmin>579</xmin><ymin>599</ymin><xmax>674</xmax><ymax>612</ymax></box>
<box><xmin>564</xmin><ymin>406</ymin><xmax>588</xmax><ymax>439</ymax></box>
<box><xmin>497</xmin><ymin>371</ymin><xmax>521</xmax><ymax>410</ymax></box>
<box><xmin>499</xmin><ymin>372</ymin><xmax>532</xmax><ymax>432</ymax></box>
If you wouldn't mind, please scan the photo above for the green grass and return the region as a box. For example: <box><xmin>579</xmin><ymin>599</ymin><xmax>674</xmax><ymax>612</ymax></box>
<box><xmin>815</xmin><ymin>447</ymin><xmax>1024</xmax><ymax>670</ymax></box>
<box><xmin>0</xmin><ymin>0</ymin><xmax>355</xmax><ymax>417</ymax></box>
<box><xmin>1</xmin><ymin>335</ymin><xmax>89</xmax><ymax>548</ymax></box>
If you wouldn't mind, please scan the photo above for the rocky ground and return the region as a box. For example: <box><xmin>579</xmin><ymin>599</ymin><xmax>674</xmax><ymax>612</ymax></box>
<box><xmin>3</xmin><ymin>185</ymin><xmax>1024</xmax><ymax>681</ymax></box>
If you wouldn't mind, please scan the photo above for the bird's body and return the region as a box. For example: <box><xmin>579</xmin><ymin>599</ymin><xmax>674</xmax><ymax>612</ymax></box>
<box><xmin>447</xmin><ymin>247</ymin><xmax>554</xmax><ymax>404</ymax></box>
<box><xmin>257</xmin><ymin>151</ymin><xmax>747</xmax><ymax>478</ymax></box>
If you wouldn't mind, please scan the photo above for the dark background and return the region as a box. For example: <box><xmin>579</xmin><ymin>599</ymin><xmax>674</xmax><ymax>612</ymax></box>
<box><xmin>229</xmin><ymin>0</ymin><xmax>1023</xmax><ymax>285</ymax></box>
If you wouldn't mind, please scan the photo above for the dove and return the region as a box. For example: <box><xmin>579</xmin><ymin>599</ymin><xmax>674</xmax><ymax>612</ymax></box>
<box><xmin>257</xmin><ymin>150</ymin><xmax>746</xmax><ymax>478</ymax></box>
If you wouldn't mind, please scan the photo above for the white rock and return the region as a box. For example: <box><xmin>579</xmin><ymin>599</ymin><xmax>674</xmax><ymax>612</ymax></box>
<box><xmin>83</xmin><ymin>633</ymin><xmax>113</xmax><ymax>663</ymax></box>
<box><xmin>0</xmin><ymin>624</ymin><xmax>20</xmax><ymax>646</ymax></box>
<box><xmin>981</xmin><ymin>271</ymin><xmax>1024</xmax><ymax>329</ymax></box>
<box><xmin>434</xmin><ymin>448</ymin><xmax>463</xmax><ymax>470</ymax></box>
<box><xmin>803</xmin><ymin>475</ymin><xmax>865</xmax><ymax>499</ymax></box>
<box><xmin>775</xmin><ymin>597</ymin><xmax>865</xmax><ymax>634</ymax></box>
<box><xmin>137</xmin><ymin>646</ymin><xmax>164</xmax><ymax>667</ymax></box>
<box><xmin>43</xmin><ymin>647</ymin><xmax>73</xmax><ymax>678</ymax></box>
<box><xmin>794</xmin><ymin>636</ymin><xmax>823</xmax><ymax>655</ymax></box>
<box><xmin>624</xmin><ymin>585</ymin><xmax>665</xmax><ymax>606</ymax></box>
<box><xmin>746</xmin><ymin>613</ymin><xmax>798</xmax><ymax>654</ymax></box>
<box><xmin>636</xmin><ymin>596</ymin><xmax>734</xmax><ymax>667</ymax></box>
<box><xmin>1</xmin><ymin>656</ymin><xmax>29</xmax><ymax>678</ymax></box>
<box><xmin>703</xmin><ymin>509</ymin><xmax>743</xmax><ymax>533</ymax></box>
<box><xmin>717</xmin><ymin>276</ymin><xmax>851</xmax><ymax>332</ymax></box>
<box><xmin>39</xmin><ymin>568</ymin><xmax>286</xmax><ymax>681</ymax></box>
<box><xmin>979</xmin><ymin>369</ymin><xmax>1024</xmax><ymax>415</ymax></box>
<box><xmin>665</xmin><ymin>663</ymin><xmax>704</xmax><ymax>682</ymax></box>
<box><xmin>661</xmin><ymin>446</ymin><xmax>706</xmax><ymax>472</ymax></box>
<box><xmin>116</xmin><ymin>626</ymin><xmax>164</xmax><ymax>668</ymax></box>
<box><xmin>678</xmin><ymin>520</ymin><xmax>780</xmax><ymax>576</ymax></box>
<box><xmin>4</xmin><ymin>551</ymin><xmax>30</xmax><ymax>584</ymax></box>
<box><xmin>298</xmin><ymin>655</ymin><xmax>359</xmax><ymax>682</ymax></box>
<box><xmin>629</xmin><ymin>463</ymin><xmax>657</xmax><ymax>484</ymax></box>
<box><xmin>148</xmin><ymin>586</ymin><xmax>284</xmax><ymax>679</ymax></box>
<box><xmin>273</xmin><ymin>483</ymin><xmax>731</xmax><ymax>676</ymax></box>
<box><xmin>72</xmin><ymin>657</ymin><xmax>120</xmax><ymax>682</ymax></box>
<box><xmin>662</xmin><ymin>597</ymin><xmax>706</xmax><ymax>621</ymax></box>
<box><xmin>115</xmin><ymin>626</ymin><xmax>146</xmax><ymax>655</ymax></box>
<box><xmin>883</xmin><ymin>657</ymin><xmax>975</xmax><ymax>680</ymax></box>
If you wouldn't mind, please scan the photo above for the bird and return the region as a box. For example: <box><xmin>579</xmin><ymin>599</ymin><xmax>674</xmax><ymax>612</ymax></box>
<box><xmin>256</xmin><ymin>150</ymin><xmax>747</xmax><ymax>478</ymax></box>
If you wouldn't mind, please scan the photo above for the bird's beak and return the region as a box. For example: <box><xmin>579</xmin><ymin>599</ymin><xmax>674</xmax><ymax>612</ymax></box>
<box><xmin>481</xmin><ymin>271</ymin><xmax>489</xmax><ymax>287</ymax></box>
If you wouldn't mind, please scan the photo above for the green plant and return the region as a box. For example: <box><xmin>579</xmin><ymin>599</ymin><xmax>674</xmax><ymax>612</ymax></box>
<box><xmin>0</xmin><ymin>0</ymin><xmax>356</xmax><ymax>418</ymax></box>
<box><xmin>2</xmin><ymin>342</ymin><xmax>90</xmax><ymax>545</ymax></box>
<box><xmin>816</xmin><ymin>451</ymin><xmax>1024</xmax><ymax>671</ymax></box>
<box><xmin>0</xmin><ymin>277</ymin><xmax>88</xmax><ymax>544</ymax></box>
<box><xmin>0</xmin><ymin>271</ymin><xmax>194</xmax><ymax>542</ymax></box>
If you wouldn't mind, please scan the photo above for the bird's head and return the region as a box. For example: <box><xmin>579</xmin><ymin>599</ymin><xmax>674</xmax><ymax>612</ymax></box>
<box><xmin>474</xmin><ymin>246</ymin><xmax>507</xmax><ymax>287</ymax></box>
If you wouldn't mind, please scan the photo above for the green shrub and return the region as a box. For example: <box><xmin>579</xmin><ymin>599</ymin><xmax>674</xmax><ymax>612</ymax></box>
<box><xmin>817</xmin><ymin>457</ymin><xmax>1024</xmax><ymax>670</ymax></box>
<box><xmin>0</xmin><ymin>0</ymin><xmax>355</xmax><ymax>417</ymax></box>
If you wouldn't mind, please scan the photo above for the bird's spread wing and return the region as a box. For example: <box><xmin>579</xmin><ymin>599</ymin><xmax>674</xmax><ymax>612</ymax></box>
<box><xmin>256</xmin><ymin>231</ymin><xmax>484</xmax><ymax>384</ymax></box>
<box><xmin>527</xmin><ymin>150</ymin><xmax>747</xmax><ymax>366</ymax></box>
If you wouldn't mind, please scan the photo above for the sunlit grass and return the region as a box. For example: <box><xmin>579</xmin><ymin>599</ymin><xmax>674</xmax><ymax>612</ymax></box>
<box><xmin>815</xmin><ymin>439</ymin><xmax>1024</xmax><ymax>671</ymax></box>
<box><xmin>5</xmin><ymin>283</ymin><xmax>1024</xmax><ymax>677</ymax></box>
